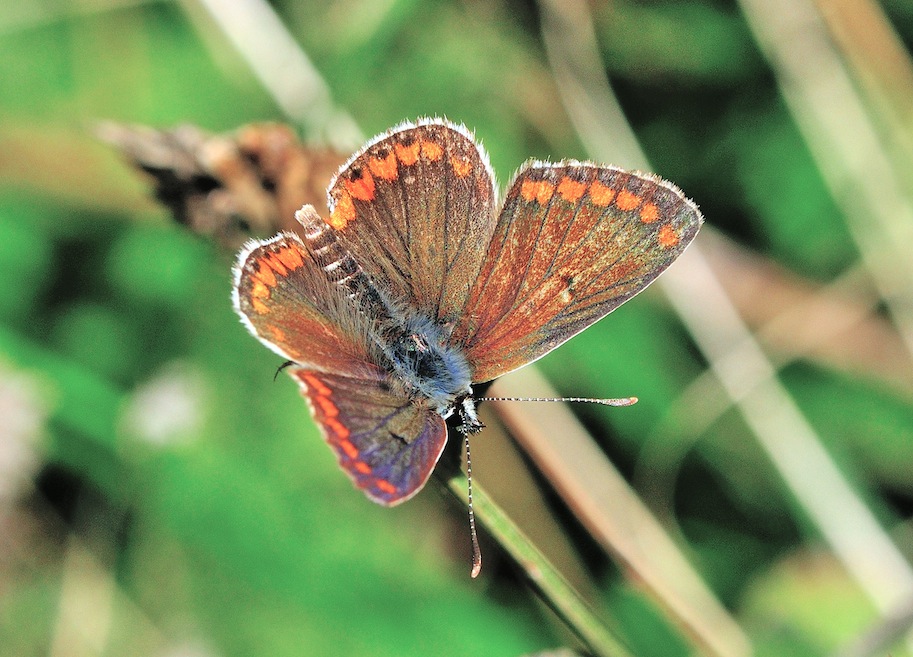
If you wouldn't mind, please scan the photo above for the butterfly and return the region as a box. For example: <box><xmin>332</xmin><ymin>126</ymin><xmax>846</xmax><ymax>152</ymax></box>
<box><xmin>233</xmin><ymin>118</ymin><xmax>702</xmax><ymax>507</ymax></box>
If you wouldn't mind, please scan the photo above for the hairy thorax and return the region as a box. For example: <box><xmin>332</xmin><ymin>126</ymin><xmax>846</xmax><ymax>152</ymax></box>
<box><xmin>383</xmin><ymin>313</ymin><xmax>473</xmax><ymax>418</ymax></box>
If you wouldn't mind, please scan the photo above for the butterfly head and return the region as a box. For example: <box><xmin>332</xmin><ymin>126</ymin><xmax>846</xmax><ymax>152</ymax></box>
<box><xmin>455</xmin><ymin>394</ymin><xmax>484</xmax><ymax>435</ymax></box>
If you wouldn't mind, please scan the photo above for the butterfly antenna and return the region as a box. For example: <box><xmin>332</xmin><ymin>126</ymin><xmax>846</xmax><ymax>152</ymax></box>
<box><xmin>465</xmin><ymin>432</ymin><xmax>482</xmax><ymax>578</ymax></box>
<box><xmin>477</xmin><ymin>395</ymin><xmax>638</xmax><ymax>407</ymax></box>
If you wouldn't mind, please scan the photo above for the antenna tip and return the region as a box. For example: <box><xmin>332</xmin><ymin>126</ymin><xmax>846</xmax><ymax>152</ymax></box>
<box><xmin>601</xmin><ymin>396</ymin><xmax>637</xmax><ymax>406</ymax></box>
<box><xmin>471</xmin><ymin>560</ymin><xmax>482</xmax><ymax>578</ymax></box>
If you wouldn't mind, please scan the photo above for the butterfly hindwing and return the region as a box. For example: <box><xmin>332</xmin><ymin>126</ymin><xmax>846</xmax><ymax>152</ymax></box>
<box><xmin>235</xmin><ymin>231</ymin><xmax>449</xmax><ymax>507</ymax></box>
<box><xmin>455</xmin><ymin>162</ymin><xmax>702</xmax><ymax>383</ymax></box>
<box><xmin>288</xmin><ymin>367</ymin><xmax>448</xmax><ymax>506</ymax></box>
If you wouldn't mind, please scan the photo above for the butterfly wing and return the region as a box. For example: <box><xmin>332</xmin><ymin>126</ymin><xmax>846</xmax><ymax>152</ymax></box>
<box><xmin>323</xmin><ymin>119</ymin><xmax>497</xmax><ymax>325</ymax></box>
<box><xmin>288</xmin><ymin>367</ymin><xmax>447</xmax><ymax>506</ymax></box>
<box><xmin>234</xmin><ymin>234</ymin><xmax>447</xmax><ymax>505</ymax></box>
<box><xmin>454</xmin><ymin>163</ymin><xmax>703</xmax><ymax>383</ymax></box>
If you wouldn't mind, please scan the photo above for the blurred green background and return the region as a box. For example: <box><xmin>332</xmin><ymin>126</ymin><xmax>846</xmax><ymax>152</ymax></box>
<box><xmin>2</xmin><ymin>1</ymin><xmax>913</xmax><ymax>656</ymax></box>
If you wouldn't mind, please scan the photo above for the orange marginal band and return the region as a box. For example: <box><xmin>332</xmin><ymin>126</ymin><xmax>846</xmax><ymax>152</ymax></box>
<box><xmin>639</xmin><ymin>202</ymin><xmax>660</xmax><ymax>223</ymax></box>
<box><xmin>420</xmin><ymin>140</ymin><xmax>443</xmax><ymax>161</ymax></box>
<box><xmin>274</xmin><ymin>245</ymin><xmax>305</xmax><ymax>270</ymax></box>
<box><xmin>376</xmin><ymin>480</ymin><xmax>397</xmax><ymax>495</ymax></box>
<box><xmin>336</xmin><ymin>437</ymin><xmax>359</xmax><ymax>459</ymax></box>
<box><xmin>302</xmin><ymin>373</ymin><xmax>332</xmax><ymax>397</ymax></box>
<box><xmin>251</xmin><ymin>279</ymin><xmax>270</xmax><ymax>299</ymax></box>
<box><xmin>450</xmin><ymin>155</ymin><xmax>472</xmax><ymax>178</ymax></box>
<box><xmin>255</xmin><ymin>258</ymin><xmax>277</xmax><ymax>287</ymax></box>
<box><xmin>313</xmin><ymin>394</ymin><xmax>339</xmax><ymax>418</ymax></box>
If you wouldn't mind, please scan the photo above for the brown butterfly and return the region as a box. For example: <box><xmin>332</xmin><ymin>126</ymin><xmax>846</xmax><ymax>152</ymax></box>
<box><xmin>233</xmin><ymin>118</ymin><xmax>702</xmax><ymax>506</ymax></box>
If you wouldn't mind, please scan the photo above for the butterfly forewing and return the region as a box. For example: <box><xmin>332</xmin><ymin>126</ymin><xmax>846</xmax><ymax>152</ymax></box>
<box><xmin>288</xmin><ymin>367</ymin><xmax>448</xmax><ymax>506</ymax></box>
<box><xmin>325</xmin><ymin>120</ymin><xmax>497</xmax><ymax>325</ymax></box>
<box><xmin>455</xmin><ymin>163</ymin><xmax>702</xmax><ymax>383</ymax></box>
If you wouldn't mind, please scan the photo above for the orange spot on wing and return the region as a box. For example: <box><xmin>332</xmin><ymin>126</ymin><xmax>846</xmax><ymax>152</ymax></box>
<box><xmin>557</xmin><ymin>177</ymin><xmax>587</xmax><ymax>203</ymax></box>
<box><xmin>314</xmin><ymin>394</ymin><xmax>339</xmax><ymax>418</ymax></box>
<box><xmin>326</xmin><ymin>417</ymin><xmax>350</xmax><ymax>439</ymax></box>
<box><xmin>368</xmin><ymin>152</ymin><xmax>398</xmax><ymax>180</ymax></box>
<box><xmin>520</xmin><ymin>179</ymin><xmax>555</xmax><ymax>205</ymax></box>
<box><xmin>353</xmin><ymin>461</ymin><xmax>371</xmax><ymax>474</ymax></box>
<box><xmin>336</xmin><ymin>437</ymin><xmax>359</xmax><ymax>459</ymax></box>
<box><xmin>344</xmin><ymin>168</ymin><xmax>376</xmax><ymax>201</ymax></box>
<box><xmin>588</xmin><ymin>180</ymin><xmax>616</xmax><ymax>206</ymax></box>
<box><xmin>251</xmin><ymin>298</ymin><xmax>269</xmax><ymax>314</ymax></box>
<box><xmin>328</xmin><ymin>191</ymin><xmax>356</xmax><ymax>230</ymax></box>
<box><xmin>302</xmin><ymin>373</ymin><xmax>331</xmax><ymax>396</ymax></box>
<box><xmin>639</xmin><ymin>202</ymin><xmax>660</xmax><ymax>223</ymax></box>
<box><xmin>450</xmin><ymin>155</ymin><xmax>472</xmax><ymax>178</ymax></box>
<box><xmin>251</xmin><ymin>280</ymin><xmax>270</xmax><ymax>299</ymax></box>
<box><xmin>658</xmin><ymin>224</ymin><xmax>680</xmax><ymax>248</ymax></box>
<box><xmin>275</xmin><ymin>245</ymin><xmax>304</xmax><ymax>270</ymax></box>
<box><xmin>615</xmin><ymin>190</ymin><xmax>641</xmax><ymax>211</ymax></box>
<box><xmin>520</xmin><ymin>180</ymin><xmax>536</xmax><ymax>201</ymax></box>
<box><xmin>267</xmin><ymin>325</ymin><xmax>287</xmax><ymax>343</ymax></box>
<box><xmin>375</xmin><ymin>479</ymin><xmax>397</xmax><ymax>495</ymax></box>
<box><xmin>267</xmin><ymin>254</ymin><xmax>288</xmax><ymax>277</ymax></box>
<box><xmin>395</xmin><ymin>141</ymin><xmax>421</xmax><ymax>165</ymax></box>
<box><xmin>305</xmin><ymin>379</ymin><xmax>352</xmax><ymax>440</ymax></box>
<box><xmin>420</xmin><ymin>139</ymin><xmax>443</xmax><ymax>161</ymax></box>
<box><xmin>255</xmin><ymin>259</ymin><xmax>277</xmax><ymax>287</ymax></box>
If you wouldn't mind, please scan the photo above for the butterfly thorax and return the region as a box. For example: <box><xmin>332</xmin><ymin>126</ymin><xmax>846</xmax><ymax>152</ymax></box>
<box><xmin>380</xmin><ymin>312</ymin><xmax>473</xmax><ymax>420</ymax></box>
